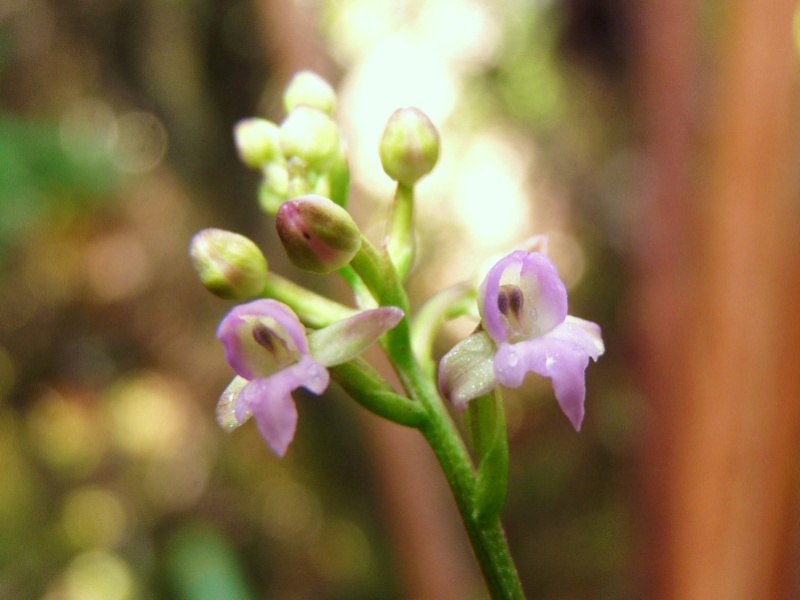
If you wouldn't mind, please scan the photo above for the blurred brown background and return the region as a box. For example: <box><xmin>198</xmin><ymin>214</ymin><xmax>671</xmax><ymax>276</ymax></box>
<box><xmin>0</xmin><ymin>1</ymin><xmax>798</xmax><ymax>599</ymax></box>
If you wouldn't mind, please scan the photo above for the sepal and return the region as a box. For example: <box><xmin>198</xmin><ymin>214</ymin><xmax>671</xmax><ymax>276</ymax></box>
<box><xmin>308</xmin><ymin>307</ymin><xmax>404</xmax><ymax>366</ymax></box>
<box><xmin>216</xmin><ymin>376</ymin><xmax>250</xmax><ymax>432</ymax></box>
<box><xmin>438</xmin><ymin>330</ymin><xmax>498</xmax><ymax>410</ymax></box>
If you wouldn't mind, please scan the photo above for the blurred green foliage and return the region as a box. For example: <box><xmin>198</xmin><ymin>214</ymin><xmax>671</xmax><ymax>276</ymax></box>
<box><xmin>0</xmin><ymin>115</ymin><xmax>117</xmax><ymax>260</ymax></box>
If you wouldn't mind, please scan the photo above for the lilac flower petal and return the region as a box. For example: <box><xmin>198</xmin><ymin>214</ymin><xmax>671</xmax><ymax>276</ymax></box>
<box><xmin>493</xmin><ymin>320</ymin><xmax>602</xmax><ymax>431</ymax></box>
<box><xmin>217</xmin><ymin>299</ymin><xmax>308</xmax><ymax>379</ymax></box>
<box><xmin>290</xmin><ymin>354</ymin><xmax>331</xmax><ymax>394</ymax></box>
<box><xmin>308</xmin><ymin>306</ymin><xmax>404</xmax><ymax>367</ymax></box>
<box><xmin>438</xmin><ymin>331</ymin><xmax>498</xmax><ymax>410</ymax></box>
<box><xmin>240</xmin><ymin>378</ymin><xmax>299</xmax><ymax>457</ymax></box>
<box><xmin>479</xmin><ymin>251</ymin><xmax>567</xmax><ymax>343</ymax></box>
<box><xmin>518</xmin><ymin>253</ymin><xmax>568</xmax><ymax>332</ymax></box>
<box><xmin>564</xmin><ymin>315</ymin><xmax>605</xmax><ymax>356</ymax></box>
<box><xmin>235</xmin><ymin>355</ymin><xmax>330</xmax><ymax>456</ymax></box>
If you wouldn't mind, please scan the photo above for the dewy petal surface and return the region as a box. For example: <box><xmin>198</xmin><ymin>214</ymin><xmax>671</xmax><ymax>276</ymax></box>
<box><xmin>438</xmin><ymin>330</ymin><xmax>498</xmax><ymax>410</ymax></box>
<box><xmin>493</xmin><ymin>320</ymin><xmax>603</xmax><ymax>430</ymax></box>
<box><xmin>479</xmin><ymin>251</ymin><xmax>568</xmax><ymax>343</ymax></box>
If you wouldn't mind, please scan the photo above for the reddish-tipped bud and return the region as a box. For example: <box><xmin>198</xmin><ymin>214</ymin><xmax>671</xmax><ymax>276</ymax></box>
<box><xmin>379</xmin><ymin>107</ymin><xmax>440</xmax><ymax>186</ymax></box>
<box><xmin>190</xmin><ymin>229</ymin><xmax>268</xmax><ymax>299</ymax></box>
<box><xmin>275</xmin><ymin>195</ymin><xmax>361</xmax><ymax>274</ymax></box>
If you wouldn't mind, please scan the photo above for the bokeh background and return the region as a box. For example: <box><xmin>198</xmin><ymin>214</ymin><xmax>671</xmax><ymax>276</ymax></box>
<box><xmin>1</xmin><ymin>1</ymin><xmax>799</xmax><ymax>599</ymax></box>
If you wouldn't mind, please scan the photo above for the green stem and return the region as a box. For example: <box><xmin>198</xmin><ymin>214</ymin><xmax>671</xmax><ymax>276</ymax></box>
<box><xmin>403</xmin><ymin>355</ymin><xmax>524</xmax><ymax>599</ymax></box>
<box><xmin>349</xmin><ymin>236</ymin><xmax>409</xmax><ymax>313</ymax></box>
<box><xmin>261</xmin><ymin>272</ymin><xmax>355</xmax><ymax>328</ymax></box>
<box><xmin>328</xmin><ymin>358</ymin><xmax>425</xmax><ymax>428</ymax></box>
<box><xmin>386</xmin><ymin>182</ymin><xmax>415</xmax><ymax>278</ymax></box>
<box><xmin>347</xmin><ymin>230</ymin><xmax>525</xmax><ymax>598</ymax></box>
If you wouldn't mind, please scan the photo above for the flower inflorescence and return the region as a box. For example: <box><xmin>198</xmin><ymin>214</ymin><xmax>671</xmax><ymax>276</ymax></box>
<box><xmin>193</xmin><ymin>69</ymin><xmax>603</xmax><ymax>461</ymax></box>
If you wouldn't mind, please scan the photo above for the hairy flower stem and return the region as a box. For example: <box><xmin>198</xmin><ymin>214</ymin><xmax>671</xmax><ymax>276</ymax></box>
<box><xmin>349</xmin><ymin>237</ymin><xmax>525</xmax><ymax>598</ymax></box>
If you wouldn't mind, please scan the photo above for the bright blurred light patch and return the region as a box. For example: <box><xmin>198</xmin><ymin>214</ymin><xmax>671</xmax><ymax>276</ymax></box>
<box><xmin>61</xmin><ymin>486</ymin><xmax>128</xmax><ymax>549</ymax></box>
<box><xmin>339</xmin><ymin>35</ymin><xmax>458</xmax><ymax>196</ymax></box>
<box><xmin>111</xmin><ymin>112</ymin><xmax>168</xmax><ymax>173</ymax></box>
<box><xmin>26</xmin><ymin>388</ymin><xmax>105</xmax><ymax>476</ymax></box>
<box><xmin>104</xmin><ymin>373</ymin><xmax>187</xmax><ymax>459</ymax></box>
<box><xmin>417</xmin><ymin>0</ymin><xmax>500</xmax><ymax>65</ymax></box>
<box><xmin>449</xmin><ymin>131</ymin><xmax>532</xmax><ymax>244</ymax></box>
<box><xmin>43</xmin><ymin>550</ymin><xmax>136</xmax><ymax>600</ymax></box>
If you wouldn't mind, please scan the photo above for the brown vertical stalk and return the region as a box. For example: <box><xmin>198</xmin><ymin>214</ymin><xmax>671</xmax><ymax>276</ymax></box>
<box><xmin>637</xmin><ymin>0</ymin><xmax>800</xmax><ymax>597</ymax></box>
<box><xmin>672</xmin><ymin>0</ymin><xmax>800</xmax><ymax>597</ymax></box>
<box><xmin>632</xmin><ymin>0</ymin><xmax>696</xmax><ymax>592</ymax></box>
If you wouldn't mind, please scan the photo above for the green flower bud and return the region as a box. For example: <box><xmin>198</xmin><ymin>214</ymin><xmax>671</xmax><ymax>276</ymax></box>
<box><xmin>379</xmin><ymin>107</ymin><xmax>440</xmax><ymax>186</ymax></box>
<box><xmin>190</xmin><ymin>229</ymin><xmax>268</xmax><ymax>299</ymax></box>
<box><xmin>234</xmin><ymin>118</ymin><xmax>281</xmax><ymax>168</ymax></box>
<box><xmin>258</xmin><ymin>161</ymin><xmax>289</xmax><ymax>215</ymax></box>
<box><xmin>275</xmin><ymin>195</ymin><xmax>361</xmax><ymax>274</ymax></box>
<box><xmin>283</xmin><ymin>70</ymin><xmax>337</xmax><ymax>115</ymax></box>
<box><xmin>279</xmin><ymin>106</ymin><xmax>341</xmax><ymax>173</ymax></box>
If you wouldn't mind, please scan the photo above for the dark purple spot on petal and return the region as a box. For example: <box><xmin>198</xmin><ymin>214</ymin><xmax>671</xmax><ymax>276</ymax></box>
<box><xmin>497</xmin><ymin>289</ymin><xmax>509</xmax><ymax>316</ymax></box>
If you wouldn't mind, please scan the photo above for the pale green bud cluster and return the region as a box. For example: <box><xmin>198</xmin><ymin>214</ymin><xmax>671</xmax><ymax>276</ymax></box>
<box><xmin>233</xmin><ymin>71</ymin><xmax>346</xmax><ymax>216</ymax></box>
<box><xmin>283</xmin><ymin>70</ymin><xmax>337</xmax><ymax>115</ymax></box>
<box><xmin>234</xmin><ymin>118</ymin><xmax>281</xmax><ymax>168</ymax></box>
<box><xmin>279</xmin><ymin>105</ymin><xmax>341</xmax><ymax>173</ymax></box>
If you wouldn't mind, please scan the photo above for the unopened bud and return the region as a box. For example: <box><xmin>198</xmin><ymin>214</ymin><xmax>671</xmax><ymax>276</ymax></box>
<box><xmin>190</xmin><ymin>229</ymin><xmax>268</xmax><ymax>299</ymax></box>
<box><xmin>258</xmin><ymin>161</ymin><xmax>289</xmax><ymax>215</ymax></box>
<box><xmin>284</xmin><ymin>70</ymin><xmax>337</xmax><ymax>115</ymax></box>
<box><xmin>279</xmin><ymin>106</ymin><xmax>341</xmax><ymax>172</ymax></box>
<box><xmin>379</xmin><ymin>107</ymin><xmax>440</xmax><ymax>186</ymax></box>
<box><xmin>234</xmin><ymin>118</ymin><xmax>281</xmax><ymax>168</ymax></box>
<box><xmin>276</xmin><ymin>195</ymin><xmax>361</xmax><ymax>274</ymax></box>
